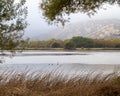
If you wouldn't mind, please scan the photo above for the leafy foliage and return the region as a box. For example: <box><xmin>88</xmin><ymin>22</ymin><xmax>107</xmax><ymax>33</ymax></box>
<box><xmin>40</xmin><ymin>0</ymin><xmax>120</xmax><ymax>24</ymax></box>
<box><xmin>72</xmin><ymin>37</ymin><xmax>94</xmax><ymax>48</ymax></box>
<box><xmin>64</xmin><ymin>40</ymin><xmax>76</xmax><ymax>49</ymax></box>
<box><xmin>22</xmin><ymin>37</ymin><xmax>120</xmax><ymax>49</ymax></box>
<box><xmin>51</xmin><ymin>42</ymin><xmax>62</xmax><ymax>48</ymax></box>
<box><xmin>24</xmin><ymin>39</ymin><xmax>64</xmax><ymax>49</ymax></box>
<box><xmin>0</xmin><ymin>0</ymin><xmax>27</xmax><ymax>50</ymax></box>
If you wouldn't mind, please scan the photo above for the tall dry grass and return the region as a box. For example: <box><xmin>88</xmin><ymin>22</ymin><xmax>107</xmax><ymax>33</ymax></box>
<box><xmin>0</xmin><ymin>71</ymin><xmax>120</xmax><ymax>96</ymax></box>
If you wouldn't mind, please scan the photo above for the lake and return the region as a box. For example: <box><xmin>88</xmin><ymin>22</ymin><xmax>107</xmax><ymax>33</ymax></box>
<box><xmin>0</xmin><ymin>50</ymin><xmax>120</xmax><ymax>75</ymax></box>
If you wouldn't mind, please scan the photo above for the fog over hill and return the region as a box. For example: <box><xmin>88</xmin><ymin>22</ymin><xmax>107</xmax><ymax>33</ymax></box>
<box><xmin>32</xmin><ymin>19</ymin><xmax>120</xmax><ymax>40</ymax></box>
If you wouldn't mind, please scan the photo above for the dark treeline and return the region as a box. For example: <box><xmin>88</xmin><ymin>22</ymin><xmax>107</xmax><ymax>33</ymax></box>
<box><xmin>19</xmin><ymin>37</ymin><xmax>120</xmax><ymax>50</ymax></box>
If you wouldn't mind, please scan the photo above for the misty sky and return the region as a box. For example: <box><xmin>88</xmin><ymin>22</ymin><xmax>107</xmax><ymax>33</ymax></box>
<box><xmin>24</xmin><ymin>0</ymin><xmax>120</xmax><ymax>38</ymax></box>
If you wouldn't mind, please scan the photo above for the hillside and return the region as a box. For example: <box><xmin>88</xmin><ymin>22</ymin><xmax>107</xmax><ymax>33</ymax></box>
<box><xmin>32</xmin><ymin>19</ymin><xmax>120</xmax><ymax>40</ymax></box>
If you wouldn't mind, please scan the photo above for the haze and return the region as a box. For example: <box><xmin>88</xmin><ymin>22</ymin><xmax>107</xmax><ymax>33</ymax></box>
<box><xmin>24</xmin><ymin>0</ymin><xmax>120</xmax><ymax>38</ymax></box>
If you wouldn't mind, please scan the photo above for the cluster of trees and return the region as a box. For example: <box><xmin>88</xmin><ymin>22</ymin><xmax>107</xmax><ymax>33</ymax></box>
<box><xmin>40</xmin><ymin>0</ymin><xmax>120</xmax><ymax>25</ymax></box>
<box><xmin>19</xmin><ymin>37</ymin><xmax>120</xmax><ymax>50</ymax></box>
<box><xmin>1</xmin><ymin>0</ymin><xmax>120</xmax><ymax>51</ymax></box>
<box><xmin>65</xmin><ymin>37</ymin><xmax>120</xmax><ymax>49</ymax></box>
<box><xmin>0</xmin><ymin>0</ymin><xmax>119</xmax><ymax>63</ymax></box>
<box><xmin>0</xmin><ymin>0</ymin><xmax>27</xmax><ymax>51</ymax></box>
<box><xmin>21</xmin><ymin>39</ymin><xmax>64</xmax><ymax>49</ymax></box>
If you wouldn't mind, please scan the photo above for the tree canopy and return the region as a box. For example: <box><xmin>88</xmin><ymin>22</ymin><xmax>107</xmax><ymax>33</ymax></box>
<box><xmin>40</xmin><ymin>0</ymin><xmax>120</xmax><ymax>25</ymax></box>
<box><xmin>0</xmin><ymin>0</ymin><xmax>27</xmax><ymax>50</ymax></box>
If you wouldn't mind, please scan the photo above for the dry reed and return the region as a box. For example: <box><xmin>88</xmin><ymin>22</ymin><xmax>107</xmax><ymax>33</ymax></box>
<box><xmin>0</xmin><ymin>71</ymin><xmax>120</xmax><ymax>96</ymax></box>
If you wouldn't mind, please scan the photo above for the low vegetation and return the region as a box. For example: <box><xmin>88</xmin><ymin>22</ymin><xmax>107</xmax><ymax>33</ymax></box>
<box><xmin>0</xmin><ymin>71</ymin><xmax>120</xmax><ymax>96</ymax></box>
<box><xmin>18</xmin><ymin>36</ymin><xmax>120</xmax><ymax>50</ymax></box>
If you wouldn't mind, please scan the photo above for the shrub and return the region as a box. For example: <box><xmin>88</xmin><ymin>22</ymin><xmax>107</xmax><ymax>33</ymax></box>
<box><xmin>64</xmin><ymin>41</ymin><xmax>76</xmax><ymax>50</ymax></box>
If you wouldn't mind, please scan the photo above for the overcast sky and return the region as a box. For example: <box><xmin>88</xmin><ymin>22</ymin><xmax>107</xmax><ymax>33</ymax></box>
<box><xmin>24</xmin><ymin>0</ymin><xmax>120</xmax><ymax>38</ymax></box>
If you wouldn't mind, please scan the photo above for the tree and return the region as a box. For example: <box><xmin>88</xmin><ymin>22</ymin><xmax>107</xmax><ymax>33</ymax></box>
<box><xmin>115</xmin><ymin>44</ymin><xmax>120</xmax><ymax>48</ymax></box>
<box><xmin>51</xmin><ymin>42</ymin><xmax>61</xmax><ymax>48</ymax></box>
<box><xmin>71</xmin><ymin>37</ymin><xmax>94</xmax><ymax>48</ymax></box>
<box><xmin>40</xmin><ymin>0</ymin><xmax>120</xmax><ymax>25</ymax></box>
<box><xmin>0</xmin><ymin>0</ymin><xmax>27</xmax><ymax>50</ymax></box>
<box><xmin>64</xmin><ymin>40</ymin><xmax>76</xmax><ymax>50</ymax></box>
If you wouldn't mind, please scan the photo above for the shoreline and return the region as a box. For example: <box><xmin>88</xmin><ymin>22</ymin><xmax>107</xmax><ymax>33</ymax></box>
<box><xmin>14</xmin><ymin>48</ymin><xmax>120</xmax><ymax>51</ymax></box>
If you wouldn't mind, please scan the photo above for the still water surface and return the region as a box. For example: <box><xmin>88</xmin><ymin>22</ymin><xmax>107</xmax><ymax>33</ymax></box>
<box><xmin>0</xmin><ymin>50</ymin><xmax>120</xmax><ymax>75</ymax></box>
<box><xmin>2</xmin><ymin>50</ymin><xmax>120</xmax><ymax>64</ymax></box>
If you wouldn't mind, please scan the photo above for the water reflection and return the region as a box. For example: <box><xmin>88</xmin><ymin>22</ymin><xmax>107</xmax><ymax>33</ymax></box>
<box><xmin>0</xmin><ymin>50</ymin><xmax>120</xmax><ymax>76</ymax></box>
<box><xmin>2</xmin><ymin>50</ymin><xmax>120</xmax><ymax>64</ymax></box>
<box><xmin>0</xmin><ymin>64</ymin><xmax>120</xmax><ymax>76</ymax></box>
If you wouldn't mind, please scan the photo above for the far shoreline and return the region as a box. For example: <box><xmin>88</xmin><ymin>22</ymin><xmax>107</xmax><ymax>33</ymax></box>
<box><xmin>14</xmin><ymin>48</ymin><xmax>120</xmax><ymax>51</ymax></box>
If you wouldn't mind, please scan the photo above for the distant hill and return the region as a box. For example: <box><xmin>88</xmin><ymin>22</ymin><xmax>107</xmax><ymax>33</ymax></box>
<box><xmin>32</xmin><ymin>19</ymin><xmax>120</xmax><ymax>40</ymax></box>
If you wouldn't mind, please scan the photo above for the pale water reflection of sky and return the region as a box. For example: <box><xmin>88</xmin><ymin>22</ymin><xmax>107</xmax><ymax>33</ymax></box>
<box><xmin>24</xmin><ymin>0</ymin><xmax>120</xmax><ymax>37</ymax></box>
<box><xmin>3</xmin><ymin>51</ymin><xmax>120</xmax><ymax>65</ymax></box>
